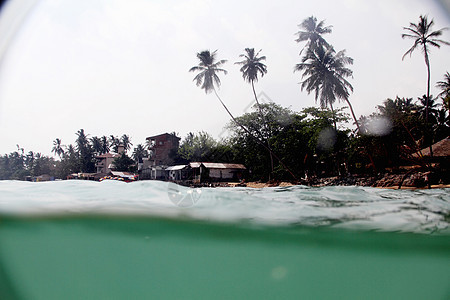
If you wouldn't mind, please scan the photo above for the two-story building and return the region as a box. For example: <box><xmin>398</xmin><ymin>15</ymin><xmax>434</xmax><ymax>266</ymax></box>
<box><xmin>144</xmin><ymin>133</ymin><xmax>181</xmax><ymax>167</ymax></box>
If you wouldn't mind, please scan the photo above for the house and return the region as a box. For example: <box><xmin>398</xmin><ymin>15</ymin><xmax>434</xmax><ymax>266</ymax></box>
<box><xmin>95</xmin><ymin>153</ymin><xmax>120</xmax><ymax>174</ymax></box>
<box><xmin>144</xmin><ymin>133</ymin><xmax>181</xmax><ymax>167</ymax></box>
<box><xmin>140</xmin><ymin>165</ymin><xmax>166</xmax><ymax>180</ymax></box>
<box><xmin>166</xmin><ymin>165</ymin><xmax>189</xmax><ymax>181</ymax></box>
<box><xmin>414</xmin><ymin>136</ymin><xmax>450</xmax><ymax>158</ymax></box>
<box><xmin>189</xmin><ymin>162</ymin><xmax>246</xmax><ymax>182</ymax></box>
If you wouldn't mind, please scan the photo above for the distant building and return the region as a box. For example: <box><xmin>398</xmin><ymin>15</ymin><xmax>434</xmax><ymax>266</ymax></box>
<box><xmin>189</xmin><ymin>162</ymin><xmax>246</xmax><ymax>182</ymax></box>
<box><xmin>144</xmin><ymin>133</ymin><xmax>181</xmax><ymax>167</ymax></box>
<box><xmin>95</xmin><ymin>153</ymin><xmax>120</xmax><ymax>174</ymax></box>
<box><xmin>166</xmin><ymin>165</ymin><xmax>189</xmax><ymax>181</ymax></box>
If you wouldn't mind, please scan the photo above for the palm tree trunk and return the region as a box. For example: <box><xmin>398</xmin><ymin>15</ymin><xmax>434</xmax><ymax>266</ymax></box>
<box><xmin>345</xmin><ymin>99</ymin><xmax>377</xmax><ymax>171</ymax></box>
<box><xmin>213</xmin><ymin>88</ymin><xmax>298</xmax><ymax>181</ymax></box>
<box><xmin>329</xmin><ymin>102</ymin><xmax>337</xmax><ymax>130</ymax></box>
<box><xmin>424</xmin><ymin>49</ymin><xmax>433</xmax><ymax>157</ymax></box>
<box><xmin>251</xmin><ymin>81</ymin><xmax>274</xmax><ymax>177</ymax></box>
<box><xmin>345</xmin><ymin>99</ymin><xmax>361</xmax><ymax>132</ymax></box>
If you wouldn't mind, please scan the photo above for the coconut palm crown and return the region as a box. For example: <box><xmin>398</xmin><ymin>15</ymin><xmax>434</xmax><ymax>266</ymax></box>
<box><xmin>235</xmin><ymin>48</ymin><xmax>267</xmax><ymax>83</ymax></box>
<box><xmin>295</xmin><ymin>46</ymin><xmax>353</xmax><ymax>109</ymax></box>
<box><xmin>189</xmin><ymin>50</ymin><xmax>227</xmax><ymax>94</ymax></box>
<box><xmin>436</xmin><ymin>72</ymin><xmax>450</xmax><ymax>98</ymax></box>
<box><xmin>295</xmin><ymin>16</ymin><xmax>333</xmax><ymax>52</ymax></box>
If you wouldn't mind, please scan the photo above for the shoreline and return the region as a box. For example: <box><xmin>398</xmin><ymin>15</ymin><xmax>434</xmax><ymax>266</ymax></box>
<box><xmin>238</xmin><ymin>182</ymin><xmax>450</xmax><ymax>189</ymax></box>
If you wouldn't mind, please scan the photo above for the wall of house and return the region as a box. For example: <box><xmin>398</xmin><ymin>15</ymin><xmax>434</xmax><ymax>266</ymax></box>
<box><xmin>209</xmin><ymin>169</ymin><xmax>236</xmax><ymax>180</ymax></box>
<box><xmin>147</xmin><ymin>134</ymin><xmax>180</xmax><ymax>166</ymax></box>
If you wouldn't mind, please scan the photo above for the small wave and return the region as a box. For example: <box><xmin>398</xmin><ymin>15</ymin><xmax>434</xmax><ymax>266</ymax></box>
<box><xmin>0</xmin><ymin>180</ymin><xmax>449</xmax><ymax>234</ymax></box>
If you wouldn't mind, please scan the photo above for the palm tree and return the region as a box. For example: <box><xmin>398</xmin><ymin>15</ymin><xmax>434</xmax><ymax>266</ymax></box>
<box><xmin>52</xmin><ymin>138</ymin><xmax>65</xmax><ymax>158</ymax></box>
<box><xmin>235</xmin><ymin>48</ymin><xmax>274</xmax><ymax>172</ymax></box>
<box><xmin>100</xmin><ymin>136</ymin><xmax>110</xmax><ymax>154</ymax></box>
<box><xmin>190</xmin><ymin>50</ymin><xmax>298</xmax><ymax>180</ymax></box>
<box><xmin>235</xmin><ymin>48</ymin><xmax>267</xmax><ymax>119</ymax></box>
<box><xmin>294</xmin><ymin>46</ymin><xmax>359</xmax><ymax>131</ymax></box>
<box><xmin>75</xmin><ymin>129</ymin><xmax>89</xmax><ymax>153</ymax></box>
<box><xmin>121</xmin><ymin>134</ymin><xmax>133</xmax><ymax>152</ymax></box>
<box><xmin>109</xmin><ymin>135</ymin><xmax>120</xmax><ymax>153</ymax></box>
<box><xmin>436</xmin><ymin>72</ymin><xmax>450</xmax><ymax>111</ymax></box>
<box><xmin>90</xmin><ymin>136</ymin><xmax>103</xmax><ymax>155</ymax></box>
<box><xmin>295</xmin><ymin>16</ymin><xmax>332</xmax><ymax>53</ymax></box>
<box><xmin>132</xmin><ymin>144</ymin><xmax>148</xmax><ymax>163</ymax></box>
<box><xmin>402</xmin><ymin>15</ymin><xmax>449</xmax><ymax>125</ymax></box>
<box><xmin>190</xmin><ymin>50</ymin><xmax>248</xmax><ymax>130</ymax></box>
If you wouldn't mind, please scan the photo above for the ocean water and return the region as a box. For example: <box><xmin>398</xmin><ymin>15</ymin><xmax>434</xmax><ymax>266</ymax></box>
<box><xmin>0</xmin><ymin>180</ymin><xmax>449</xmax><ymax>299</ymax></box>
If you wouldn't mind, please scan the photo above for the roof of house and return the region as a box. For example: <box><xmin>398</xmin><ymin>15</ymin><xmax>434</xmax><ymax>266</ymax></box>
<box><xmin>146</xmin><ymin>133</ymin><xmax>181</xmax><ymax>140</ymax></box>
<box><xmin>166</xmin><ymin>165</ymin><xmax>188</xmax><ymax>171</ymax></box>
<box><xmin>95</xmin><ymin>153</ymin><xmax>120</xmax><ymax>159</ymax></box>
<box><xmin>189</xmin><ymin>162</ymin><xmax>246</xmax><ymax>170</ymax></box>
<box><xmin>415</xmin><ymin>137</ymin><xmax>450</xmax><ymax>157</ymax></box>
<box><xmin>111</xmin><ymin>171</ymin><xmax>137</xmax><ymax>179</ymax></box>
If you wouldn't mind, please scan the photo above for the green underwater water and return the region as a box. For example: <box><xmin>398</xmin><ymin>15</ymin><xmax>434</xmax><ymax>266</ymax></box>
<box><xmin>0</xmin><ymin>216</ymin><xmax>449</xmax><ymax>300</ymax></box>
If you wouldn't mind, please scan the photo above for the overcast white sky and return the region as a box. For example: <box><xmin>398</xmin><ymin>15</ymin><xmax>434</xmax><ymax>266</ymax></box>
<box><xmin>0</xmin><ymin>0</ymin><xmax>449</xmax><ymax>156</ymax></box>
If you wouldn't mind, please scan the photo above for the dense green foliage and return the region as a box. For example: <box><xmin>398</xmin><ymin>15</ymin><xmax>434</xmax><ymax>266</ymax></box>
<box><xmin>0</xmin><ymin>130</ymin><xmax>145</xmax><ymax>180</ymax></box>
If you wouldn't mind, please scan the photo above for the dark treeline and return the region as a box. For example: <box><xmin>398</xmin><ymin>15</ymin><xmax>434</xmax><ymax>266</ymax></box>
<box><xmin>0</xmin><ymin>96</ymin><xmax>448</xmax><ymax>181</ymax></box>
<box><xmin>0</xmin><ymin>130</ymin><xmax>147</xmax><ymax>180</ymax></box>
<box><xmin>176</xmin><ymin>98</ymin><xmax>449</xmax><ymax>182</ymax></box>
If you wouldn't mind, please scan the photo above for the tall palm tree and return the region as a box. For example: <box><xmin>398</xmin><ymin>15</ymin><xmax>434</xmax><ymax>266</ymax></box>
<box><xmin>235</xmin><ymin>48</ymin><xmax>267</xmax><ymax>103</ymax></box>
<box><xmin>190</xmin><ymin>50</ymin><xmax>246</xmax><ymax>130</ymax></box>
<box><xmin>190</xmin><ymin>50</ymin><xmax>298</xmax><ymax>180</ymax></box>
<box><xmin>295</xmin><ymin>16</ymin><xmax>333</xmax><ymax>53</ymax></box>
<box><xmin>402</xmin><ymin>15</ymin><xmax>449</xmax><ymax>124</ymax></box>
<box><xmin>235</xmin><ymin>48</ymin><xmax>274</xmax><ymax>172</ymax></box>
<box><xmin>52</xmin><ymin>138</ymin><xmax>65</xmax><ymax>158</ymax></box>
<box><xmin>294</xmin><ymin>46</ymin><xmax>359</xmax><ymax>131</ymax></box>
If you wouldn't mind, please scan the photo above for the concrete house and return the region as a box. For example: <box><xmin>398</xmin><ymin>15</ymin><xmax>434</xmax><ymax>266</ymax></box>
<box><xmin>140</xmin><ymin>133</ymin><xmax>181</xmax><ymax>180</ymax></box>
<box><xmin>144</xmin><ymin>133</ymin><xmax>181</xmax><ymax>167</ymax></box>
<box><xmin>95</xmin><ymin>153</ymin><xmax>120</xmax><ymax>174</ymax></box>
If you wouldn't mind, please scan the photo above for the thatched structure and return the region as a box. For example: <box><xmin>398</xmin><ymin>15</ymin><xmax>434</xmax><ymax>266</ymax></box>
<box><xmin>415</xmin><ymin>137</ymin><xmax>450</xmax><ymax>157</ymax></box>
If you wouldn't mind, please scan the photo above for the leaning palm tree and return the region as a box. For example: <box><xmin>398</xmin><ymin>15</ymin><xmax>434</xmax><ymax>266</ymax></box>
<box><xmin>295</xmin><ymin>16</ymin><xmax>333</xmax><ymax>53</ymax></box>
<box><xmin>294</xmin><ymin>46</ymin><xmax>359</xmax><ymax>131</ymax></box>
<box><xmin>402</xmin><ymin>15</ymin><xmax>449</xmax><ymax>124</ymax></box>
<box><xmin>235</xmin><ymin>48</ymin><xmax>274</xmax><ymax>172</ymax></box>
<box><xmin>190</xmin><ymin>50</ymin><xmax>249</xmax><ymax>131</ymax></box>
<box><xmin>190</xmin><ymin>50</ymin><xmax>298</xmax><ymax>180</ymax></box>
<box><xmin>235</xmin><ymin>48</ymin><xmax>267</xmax><ymax>108</ymax></box>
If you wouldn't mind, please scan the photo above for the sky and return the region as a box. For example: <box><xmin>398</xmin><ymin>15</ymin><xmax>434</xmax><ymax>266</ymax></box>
<box><xmin>0</xmin><ymin>0</ymin><xmax>449</xmax><ymax>157</ymax></box>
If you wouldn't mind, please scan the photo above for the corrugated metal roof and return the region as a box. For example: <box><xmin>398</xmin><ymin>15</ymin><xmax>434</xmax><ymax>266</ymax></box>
<box><xmin>189</xmin><ymin>162</ymin><xmax>246</xmax><ymax>169</ymax></box>
<box><xmin>166</xmin><ymin>165</ymin><xmax>188</xmax><ymax>171</ymax></box>
<box><xmin>111</xmin><ymin>171</ymin><xmax>137</xmax><ymax>178</ymax></box>
<box><xmin>189</xmin><ymin>162</ymin><xmax>202</xmax><ymax>168</ymax></box>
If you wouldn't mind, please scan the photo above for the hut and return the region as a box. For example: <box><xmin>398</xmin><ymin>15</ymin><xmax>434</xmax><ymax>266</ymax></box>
<box><xmin>189</xmin><ymin>162</ymin><xmax>246</xmax><ymax>182</ymax></box>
